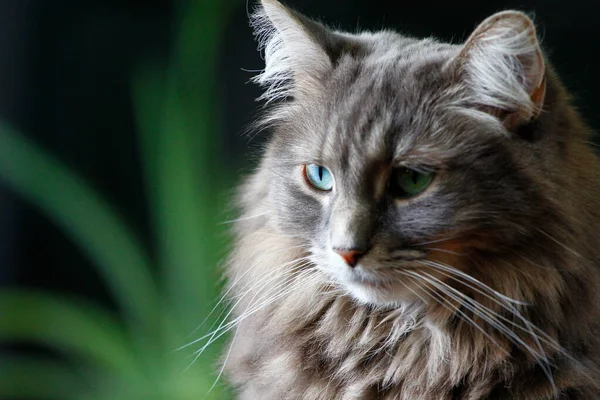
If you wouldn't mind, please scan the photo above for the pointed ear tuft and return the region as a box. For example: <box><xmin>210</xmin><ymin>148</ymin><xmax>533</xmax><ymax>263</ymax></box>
<box><xmin>458</xmin><ymin>11</ymin><xmax>546</xmax><ymax>128</ymax></box>
<box><xmin>251</xmin><ymin>0</ymin><xmax>333</xmax><ymax>103</ymax></box>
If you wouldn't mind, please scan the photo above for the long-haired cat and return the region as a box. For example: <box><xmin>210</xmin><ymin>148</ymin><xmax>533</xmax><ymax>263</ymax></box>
<box><xmin>221</xmin><ymin>0</ymin><xmax>600</xmax><ymax>398</ymax></box>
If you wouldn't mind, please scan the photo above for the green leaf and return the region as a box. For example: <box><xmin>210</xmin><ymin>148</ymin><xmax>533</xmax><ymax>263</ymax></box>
<box><xmin>0</xmin><ymin>290</ymin><xmax>138</xmax><ymax>378</ymax></box>
<box><xmin>0</xmin><ymin>1</ymin><xmax>238</xmax><ymax>399</ymax></box>
<box><xmin>0</xmin><ymin>356</ymin><xmax>90</xmax><ymax>400</ymax></box>
<box><xmin>133</xmin><ymin>0</ymin><xmax>235</xmax><ymax>335</ymax></box>
<box><xmin>0</xmin><ymin>122</ymin><xmax>161</xmax><ymax>338</ymax></box>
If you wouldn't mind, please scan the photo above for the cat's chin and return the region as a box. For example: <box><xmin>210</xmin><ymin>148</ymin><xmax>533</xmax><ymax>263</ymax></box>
<box><xmin>342</xmin><ymin>279</ymin><xmax>415</xmax><ymax>306</ymax></box>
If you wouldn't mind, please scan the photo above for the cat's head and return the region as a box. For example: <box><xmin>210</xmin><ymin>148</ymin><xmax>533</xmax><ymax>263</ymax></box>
<box><xmin>251</xmin><ymin>0</ymin><xmax>563</xmax><ymax>306</ymax></box>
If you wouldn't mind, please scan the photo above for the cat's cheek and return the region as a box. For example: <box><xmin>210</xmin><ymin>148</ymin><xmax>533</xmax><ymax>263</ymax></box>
<box><xmin>271</xmin><ymin>182</ymin><xmax>325</xmax><ymax>238</ymax></box>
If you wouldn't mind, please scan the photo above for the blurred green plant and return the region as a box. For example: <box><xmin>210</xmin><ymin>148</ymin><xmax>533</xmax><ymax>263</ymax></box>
<box><xmin>0</xmin><ymin>1</ymin><xmax>236</xmax><ymax>399</ymax></box>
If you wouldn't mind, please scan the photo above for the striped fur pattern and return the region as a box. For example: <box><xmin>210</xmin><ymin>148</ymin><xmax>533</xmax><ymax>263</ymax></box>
<box><xmin>220</xmin><ymin>1</ymin><xmax>600</xmax><ymax>398</ymax></box>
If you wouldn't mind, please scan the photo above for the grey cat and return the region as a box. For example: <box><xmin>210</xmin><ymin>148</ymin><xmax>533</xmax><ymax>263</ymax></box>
<box><xmin>221</xmin><ymin>0</ymin><xmax>600</xmax><ymax>398</ymax></box>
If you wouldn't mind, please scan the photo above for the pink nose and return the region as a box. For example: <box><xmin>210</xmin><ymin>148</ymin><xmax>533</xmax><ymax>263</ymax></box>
<box><xmin>333</xmin><ymin>248</ymin><xmax>365</xmax><ymax>267</ymax></box>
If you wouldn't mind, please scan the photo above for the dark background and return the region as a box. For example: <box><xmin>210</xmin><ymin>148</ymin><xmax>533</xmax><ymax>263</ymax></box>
<box><xmin>0</xmin><ymin>1</ymin><xmax>598</xmax><ymax>396</ymax></box>
<box><xmin>2</xmin><ymin>0</ymin><xmax>599</xmax><ymax>306</ymax></box>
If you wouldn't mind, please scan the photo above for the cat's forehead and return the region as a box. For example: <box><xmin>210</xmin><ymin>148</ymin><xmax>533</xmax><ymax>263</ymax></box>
<box><xmin>355</xmin><ymin>32</ymin><xmax>458</xmax><ymax>67</ymax></box>
<box><xmin>315</xmin><ymin>34</ymin><xmax>462</xmax><ymax>166</ymax></box>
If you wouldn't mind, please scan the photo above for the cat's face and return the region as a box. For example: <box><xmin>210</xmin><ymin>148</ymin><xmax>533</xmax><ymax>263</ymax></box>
<box><xmin>254</xmin><ymin>1</ymin><xmax>550</xmax><ymax>305</ymax></box>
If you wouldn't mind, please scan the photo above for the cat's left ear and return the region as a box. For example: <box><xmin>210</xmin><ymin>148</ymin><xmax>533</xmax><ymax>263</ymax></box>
<box><xmin>456</xmin><ymin>11</ymin><xmax>546</xmax><ymax>129</ymax></box>
<box><xmin>252</xmin><ymin>0</ymin><xmax>337</xmax><ymax>102</ymax></box>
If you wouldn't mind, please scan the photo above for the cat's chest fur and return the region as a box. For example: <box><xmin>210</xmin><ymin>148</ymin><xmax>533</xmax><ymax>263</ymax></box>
<box><xmin>225</xmin><ymin>269</ymin><xmax>502</xmax><ymax>400</ymax></box>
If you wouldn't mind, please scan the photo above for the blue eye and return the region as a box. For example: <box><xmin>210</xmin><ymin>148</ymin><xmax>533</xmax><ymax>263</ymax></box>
<box><xmin>304</xmin><ymin>164</ymin><xmax>334</xmax><ymax>191</ymax></box>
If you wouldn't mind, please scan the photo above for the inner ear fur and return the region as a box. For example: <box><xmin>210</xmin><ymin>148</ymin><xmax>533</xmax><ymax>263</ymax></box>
<box><xmin>457</xmin><ymin>11</ymin><xmax>546</xmax><ymax>130</ymax></box>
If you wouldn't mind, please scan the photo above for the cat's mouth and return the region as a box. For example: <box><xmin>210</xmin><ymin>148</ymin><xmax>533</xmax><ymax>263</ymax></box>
<box><xmin>330</xmin><ymin>258</ymin><xmax>428</xmax><ymax>305</ymax></box>
<box><xmin>347</xmin><ymin>272</ymin><xmax>390</xmax><ymax>288</ymax></box>
<box><xmin>341</xmin><ymin>272</ymin><xmax>410</xmax><ymax>305</ymax></box>
<box><xmin>316</xmin><ymin>246</ymin><xmax>429</xmax><ymax>304</ymax></box>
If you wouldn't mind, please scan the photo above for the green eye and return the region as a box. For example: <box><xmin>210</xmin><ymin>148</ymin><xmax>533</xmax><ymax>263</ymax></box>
<box><xmin>393</xmin><ymin>167</ymin><xmax>434</xmax><ymax>197</ymax></box>
<box><xmin>304</xmin><ymin>164</ymin><xmax>334</xmax><ymax>191</ymax></box>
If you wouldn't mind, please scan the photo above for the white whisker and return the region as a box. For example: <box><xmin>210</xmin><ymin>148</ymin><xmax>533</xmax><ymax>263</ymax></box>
<box><xmin>404</xmin><ymin>270</ymin><xmax>509</xmax><ymax>355</ymax></box>
<box><xmin>424</xmin><ymin>247</ymin><xmax>465</xmax><ymax>256</ymax></box>
<box><xmin>419</xmin><ymin>260</ymin><xmax>529</xmax><ymax>305</ymax></box>
<box><xmin>418</xmin><ymin>260</ymin><xmax>571</xmax><ymax>356</ymax></box>
<box><xmin>536</xmin><ymin>228</ymin><xmax>581</xmax><ymax>258</ymax></box>
<box><xmin>413</xmin><ymin>235</ymin><xmax>461</xmax><ymax>246</ymax></box>
<box><xmin>192</xmin><ymin>265</ymin><xmax>318</xmax><ymax>359</ymax></box>
<box><xmin>408</xmin><ymin>267</ymin><xmax>556</xmax><ymax>391</ymax></box>
<box><xmin>219</xmin><ymin>211</ymin><xmax>270</xmax><ymax>225</ymax></box>
<box><xmin>191</xmin><ymin>261</ymin><xmax>313</xmax><ymax>354</ymax></box>
<box><xmin>178</xmin><ymin>251</ymin><xmax>310</xmax><ymax>352</ymax></box>
<box><xmin>182</xmin><ymin>245</ymin><xmax>308</xmax><ymax>335</ymax></box>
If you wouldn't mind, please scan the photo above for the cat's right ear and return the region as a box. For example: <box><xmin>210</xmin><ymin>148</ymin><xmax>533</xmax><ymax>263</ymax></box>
<box><xmin>251</xmin><ymin>0</ymin><xmax>335</xmax><ymax>102</ymax></box>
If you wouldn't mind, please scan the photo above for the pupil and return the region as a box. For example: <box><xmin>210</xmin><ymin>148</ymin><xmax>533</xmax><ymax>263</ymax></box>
<box><xmin>318</xmin><ymin>167</ymin><xmax>323</xmax><ymax>180</ymax></box>
<box><xmin>411</xmin><ymin>171</ymin><xmax>418</xmax><ymax>185</ymax></box>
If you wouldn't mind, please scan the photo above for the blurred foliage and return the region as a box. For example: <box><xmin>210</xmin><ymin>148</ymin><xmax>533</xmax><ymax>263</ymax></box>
<box><xmin>0</xmin><ymin>0</ymin><xmax>237</xmax><ymax>398</ymax></box>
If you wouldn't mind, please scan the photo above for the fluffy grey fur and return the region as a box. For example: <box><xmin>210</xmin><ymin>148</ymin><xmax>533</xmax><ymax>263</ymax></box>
<box><xmin>219</xmin><ymin>1</ymin><xmax>600</xmax><ymax>398</ymax></box>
